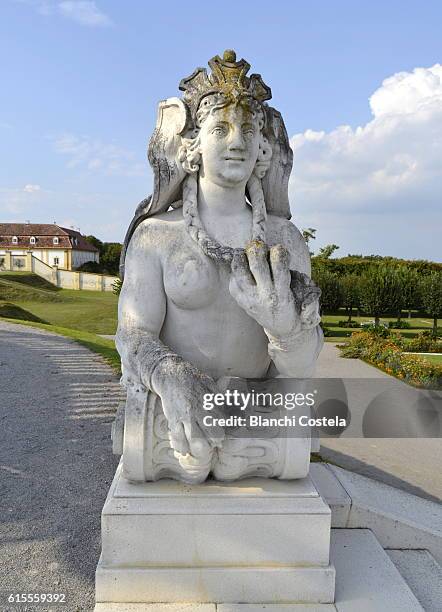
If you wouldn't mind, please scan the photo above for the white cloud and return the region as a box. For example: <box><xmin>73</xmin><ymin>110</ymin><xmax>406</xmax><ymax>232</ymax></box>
<box><xmin>23</xmin><ymin>184</ymin><xmax>41</xmax><ymax>193</ymax></box>
<box><xmin>57</xmin><ymin>1</ymin><xmax>112</xmax><ymax>27</ymax></box>
<box><xmin>52</xmin><ymin>133</ymin><xmax>146</xmax><ymax>177</ymax></box>
<box><xmin>290</xmin><ymin>64</ymin><xmax>442</xmax><ymax>260</ymax></box>
<box><xmin>0</xmin><ymin>185</ymin><xmax>45</xmax><ymax>214</ymax></box>
<box><xmin>13</xmin><ymin>0</ymin><xmax>112</xmax><ymax>26</ymax></box>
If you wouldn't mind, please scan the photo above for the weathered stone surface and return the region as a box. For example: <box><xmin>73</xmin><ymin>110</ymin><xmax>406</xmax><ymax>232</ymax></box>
<box><xmin>116</xmin><ymin>50</ymin><xmax>323</xmax><ymax>484</ymax></box>
<box><xmin>100</xmin><ymin>461</ymin><xmax>332</xmax><ymax>568</ymax></box>
<box><xmin>95</xmin><ymin>461</ymin><xmax>335</xmax><ymax>605</ymax></box>
<box><xmin>96</xmin><ymin>50</ymin><xmax>332</xmax><ymax>609</ymax></box>
<box><xmin>332</xmin><ymin>530</ymin><xmax>423</xmax><ymax>611</ymax></box>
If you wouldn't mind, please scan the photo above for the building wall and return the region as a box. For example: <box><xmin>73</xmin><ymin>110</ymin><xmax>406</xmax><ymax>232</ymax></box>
<box><xmin>71</xmin><ymin>249</ymin><xmax>99</xmax><ymax>268</ymax></box>
<box><xmin>0</xmin><ymin>248</ymin><xmax>97</xmax><ymax>270</ymax></box>
<box><xmin>0</xmin><ymin>252</ymin><xmax>117</xmax><ymax>291</ymax></box>
<box><xmin>0</xmin><ymin>249</ymin><xmax>25</xmax><ymax>255</ymax></box>
<box><xmin>46</xmin><ymin>249</ymin><xmax>66</xmax><ymax>268</ymax></box>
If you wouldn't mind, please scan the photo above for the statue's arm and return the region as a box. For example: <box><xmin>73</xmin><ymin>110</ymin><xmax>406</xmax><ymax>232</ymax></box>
<box><xmin>116</xmin><ymin>222</ymin><xmax>223</xmax><ymax>456</ymax></box>
<box><xmin>268</xmin><ymin>224</ymin><xmax>323</xmax><ymax>377</ymax></box>
<box><xmin>116</xmin><ymin>222</ymin><xmax>172</xmax><ymax>390</ymax></box>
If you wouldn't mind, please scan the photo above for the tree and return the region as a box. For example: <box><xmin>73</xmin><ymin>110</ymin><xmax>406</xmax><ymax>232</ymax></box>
<box><xmin>302</xmin><ymin>228</ymin><xmax>316</xmax><ymax>256</ymax></box>
<box><xmin>420</xmin><ymin>272</ymin><xmax>442</xmax><ymax>336</ymax></box>
<box><xmin>340</xmin><ymin>274</ymin><xmax>360</xmax><ymax>323</ymax></box>
<box><xmin>318</xmin><ymin>244</ymin><xmax>340</xmax><ymax>259</ymax></box>
<box><xmin>82</xmin><ymin>237</ymin><xmax>122</xmax><ymax>275</ymax></box>
<box><xmin>395</xmin><ymin>267</ymin><xmax>419</xmax><ymax>321</ymax></box>
<box><xmin>101</xmin><ymin>242</ymin><xmax>122</xmax><ymax>275</ymax></box>
<box><xmin>85</xmin><ymin>235</ymin><xmax>103</xmax><ymax>252</ymax></box>
<box><xmin>359</xmin><ymin>265</ymin><xmax>402</xmax><ymax>327</ymax></box>
<box><xmin>312</xmin><ymin>267</ymin><xmax>343</xmax><ymax>314</ymax></box>
<box><xmin>302</xmin><ymin>228</ymin><xmax>316</xmax><ymax>244</ymax></box>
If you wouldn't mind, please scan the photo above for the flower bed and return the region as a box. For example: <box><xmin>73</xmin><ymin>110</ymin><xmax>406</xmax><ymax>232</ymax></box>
<box><xmin>339</xmin><ymin>331</ymin><xmax>442</xmax><ymax>389</ymax></box>
<box><xmin>403</xmin><ymin>331</ymin><xmax>442</xmax><ymax>353</ymax></box>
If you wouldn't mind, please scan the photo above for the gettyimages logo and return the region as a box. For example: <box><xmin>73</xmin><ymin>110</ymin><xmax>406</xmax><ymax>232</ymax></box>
<box><xmin>197</xmin><ymin>378</ymin><xmax>441</xmax><ymax>439</ymax></box>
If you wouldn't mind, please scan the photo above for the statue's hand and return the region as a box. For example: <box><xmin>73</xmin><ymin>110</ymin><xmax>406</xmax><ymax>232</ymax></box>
<box><xmin>229</xmin><ymin>241</ymin><xmax>301</xmax><ymax>340</ymax></box>
<box><xmin>150</xmin><ymin>359</ymin><xmax>225</xmax><ymax>459</ymax></box>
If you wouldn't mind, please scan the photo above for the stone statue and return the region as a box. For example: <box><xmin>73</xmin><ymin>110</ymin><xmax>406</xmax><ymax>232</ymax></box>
<box><xmin>115</xmin><ymin>50</ymin><xmax>323</xmax><ymax>484</ymax></box>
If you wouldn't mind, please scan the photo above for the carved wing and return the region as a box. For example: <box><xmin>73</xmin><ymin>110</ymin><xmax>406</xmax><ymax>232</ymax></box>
<box><xmin>148</xmin><ymin>96</ymin><xmax>189</xmax><ymax>214</ymax></box>
<box><xmin>262</xmin><ymin>106</ymin><xmax>293</xmax><ymax>219</ymax></box>
<box><xmin>119</xmin><ymin>97</ymin><xmax>190</xmax><ymax>279</ymax></box>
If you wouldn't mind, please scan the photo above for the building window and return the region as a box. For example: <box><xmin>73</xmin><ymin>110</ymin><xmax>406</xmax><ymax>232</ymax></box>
<box><xmin>53</xmin><ymin>257</ymin><xmax>59</xmax><ymax>266</ymax></box>
<box><xmin>12</xmin><ymin>236</ymin><xmax>18</xmax><ymax>244</ymax></box>
<box><xmin>53</xmin><ymin>236</ymin><xmax>59</xmax><ymax>245</ymax></box>
<box><xmin>30</xmin><ymin>236</ymin><xmax>36</xmax><ymax>245</ymax></box>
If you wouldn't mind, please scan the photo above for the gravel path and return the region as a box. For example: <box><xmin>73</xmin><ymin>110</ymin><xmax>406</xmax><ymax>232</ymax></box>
<box><xmin>0</xmin><ymin>321</ymin><xmax>123</xmax><ymax>612</ymax></box>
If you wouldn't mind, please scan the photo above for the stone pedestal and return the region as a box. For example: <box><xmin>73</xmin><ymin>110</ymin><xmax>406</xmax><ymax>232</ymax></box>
<box><xmin>95</xmin><ymin>461</ymin><xmax>335</xmax><ymax>608</ymax></box>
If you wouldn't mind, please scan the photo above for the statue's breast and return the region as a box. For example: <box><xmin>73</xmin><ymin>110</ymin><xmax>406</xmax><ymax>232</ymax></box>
<box><xmin>163</xmin><ymin>251</ymin><xmax>220</xmax><ymax>310</ymax></box>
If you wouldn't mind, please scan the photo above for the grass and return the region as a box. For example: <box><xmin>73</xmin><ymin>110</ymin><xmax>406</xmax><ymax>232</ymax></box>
<box><xmin>0</xmin><ymin>302</ymin><xmax>48</xmax><ymax>323</ymax></box>
<box><xmin>0</xmin><ymin>276</ymin><xmax>62</xmax><ymax>303</ymax></box>
<box><xmin>414</xmin><ymin>353</ymin><xmax>442</xmax><ymax>366</ymax></box>
<box><xmin>0</xmin><ymin>271</ymin><xmax>60</xmax><ymax>291</ymax></box>
<box><xmin>322</xmin><ymin>310</ymin><xmax>437</xmax><ymax>342</ymax></box>
<box><xmin>0</xmin><ymin>272</ymin><xmax>118</xmax><ymax>334</ymax></box>
<box><xmin>0</xmin><ymin>272</ymin><xmax>119</xmax><ymax>371</ymax></box>
<box><xmin>1</xmin><ymin>317</ymin><xmax>121</xmax><ymax>373</ymax></box>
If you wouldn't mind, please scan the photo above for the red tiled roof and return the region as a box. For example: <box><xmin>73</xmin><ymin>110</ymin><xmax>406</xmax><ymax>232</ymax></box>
<box><xmin>0</xmin><ymin>223</ymin><xmax>99</xmax><ymax>252</ymax></box>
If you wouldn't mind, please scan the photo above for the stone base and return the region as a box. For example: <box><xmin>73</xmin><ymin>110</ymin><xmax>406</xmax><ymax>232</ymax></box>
<box><xmin>95</xmin><ymin>461</ymin><xmax>335</xmax><ymax>606</ymax></box>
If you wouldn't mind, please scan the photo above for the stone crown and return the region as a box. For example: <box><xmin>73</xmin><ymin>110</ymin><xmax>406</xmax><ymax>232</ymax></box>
<box><xmin>179</xmin><ymin>50</ymin><xmax>272</xmax><ymax>118</ymax></box>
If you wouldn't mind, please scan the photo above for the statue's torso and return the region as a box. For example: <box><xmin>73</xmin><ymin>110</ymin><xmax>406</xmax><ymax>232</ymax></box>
<box><xmin>134</xmin><ymin>208</ymin><xmax>307</xmax><ymax>379</ymax></box>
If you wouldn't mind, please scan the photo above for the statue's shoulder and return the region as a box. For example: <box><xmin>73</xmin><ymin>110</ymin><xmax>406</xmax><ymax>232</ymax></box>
<box><xmin>129</xmin><ymin>206</ymin><xmax>185</xmax><ymax>250</ymax></box>
<box><xmin>267</xmin><ymin>214</ymin><xmax>310</xmax><ymax>275</ymax></box>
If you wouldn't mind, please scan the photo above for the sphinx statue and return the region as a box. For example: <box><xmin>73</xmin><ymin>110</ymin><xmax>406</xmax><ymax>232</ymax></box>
<box><xmin>115</xmin><ymin>50</ymin><xmax>323</xmax><ymax>484</ymax></box>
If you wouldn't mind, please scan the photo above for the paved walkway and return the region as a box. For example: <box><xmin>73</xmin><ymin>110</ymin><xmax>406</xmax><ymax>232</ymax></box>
<box><xmin>0</xmin><ymin>321</ymin><xmax>123</xmax><ymax>611</ymax></box>
<box><xmin>316</xmin><ymin>343</ymin><xmax>442</xmax><ymax>502</ymax></box>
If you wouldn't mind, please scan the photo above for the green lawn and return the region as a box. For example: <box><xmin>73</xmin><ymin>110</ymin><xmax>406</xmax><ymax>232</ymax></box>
<box><xmin>12</xmin><ymin>290</ymin><xmax>118</xmax><ymax>334</ymax></box>
<box><xmin>0</xmin><ymin>272</ymin><xmax>118</xmax><ymax>334</ymax></box>
<box><xmin>413</xmin><ymin>353</ymin><xmax>442</xmax><ymax>366</ymax></box>
<box><xmin>322</xmin><ymin>311</ymin><xmax>436</xmax><ymax>342</ymax></box>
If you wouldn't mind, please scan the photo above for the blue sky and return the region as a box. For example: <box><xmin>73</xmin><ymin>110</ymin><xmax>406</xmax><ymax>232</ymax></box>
<box><xmin>1</xmin><ymin>0</ymin><xmax>441</xmax><ymax>259</ymax></box>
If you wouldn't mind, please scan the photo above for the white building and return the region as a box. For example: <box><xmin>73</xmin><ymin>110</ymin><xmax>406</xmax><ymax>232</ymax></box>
<box><xmin>0</xmin><ymin>223</ymin><xmax>99</xmax><ymax>270</ymax></box>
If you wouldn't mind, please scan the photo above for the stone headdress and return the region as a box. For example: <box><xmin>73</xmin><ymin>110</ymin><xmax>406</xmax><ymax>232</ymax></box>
<box><xmin>120</xmin><ymin>50</ymin><xmax>294</xmax><ymax>277</ymax></box>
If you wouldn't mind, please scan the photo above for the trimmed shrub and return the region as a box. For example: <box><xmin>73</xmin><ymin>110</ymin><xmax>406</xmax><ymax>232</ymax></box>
<box><xmin>312</xmin><ymin>267</ymin><xmax>343</xmax><ymax>314</ymax></box>
<box><xmin>388</xmin><ymin>320</ymin><xmax>411</xmax><ymax>329</ymax></box>
<box><xmin>359</xmin><ymin>323</ymin><xmax>390</xmax><ymax>337</ymax></box>
<box><xmin>420</xmin><ymin>272</ymin><xmax>442</xmax><ymax>336</ymax></box>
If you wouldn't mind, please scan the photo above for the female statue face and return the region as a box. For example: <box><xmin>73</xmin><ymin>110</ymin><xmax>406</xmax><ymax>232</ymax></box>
<box><xmin>198</xmin><ymin>103</ymin><xmax>261</xmax><ymax>188</ymax></box>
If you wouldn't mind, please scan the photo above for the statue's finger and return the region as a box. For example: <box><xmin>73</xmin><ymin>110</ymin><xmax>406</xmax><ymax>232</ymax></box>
<box><xmin>270</xmin><ymin>244</ymin><xmax>291</xmax><ymax>297</ymax></box>
<box><xmin>229</xmin><ymin>277</ymin><xmax>253</xmax><ymax>309</ymax></box>
<box><xmin>189</xmin><ymin>435</ymin><xmax>211</xmax><ymax>459</ymax></box>
<box><xmin>245</xmin><ymin>240</ymin><xmax>272</xmax><ymax>290</ymax></box>
<box><xmin>231</xmin><ymin>250</ymin><xmax>255</xmax><ymax>290</ymax></box>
